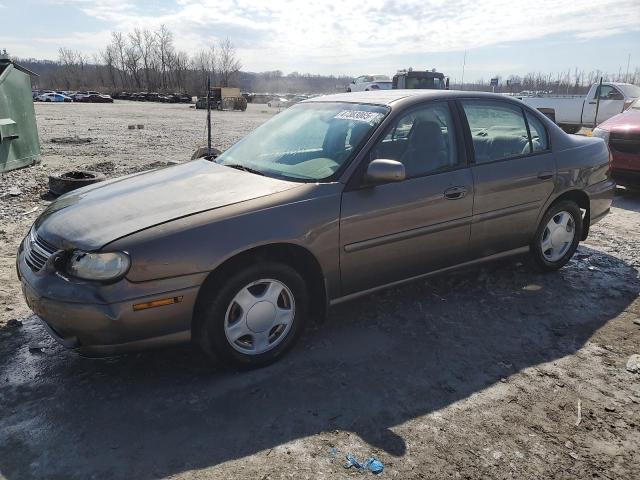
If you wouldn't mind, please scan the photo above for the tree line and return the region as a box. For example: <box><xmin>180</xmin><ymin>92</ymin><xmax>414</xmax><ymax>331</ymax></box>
<box><xmin>20</xmin><ymin>25</ymin><xmax>354</xmax><ymax>95</ymax></box>
<box><xmin>15</xmin><ymin>24</ymin><xmax>639</xmax><ymax>96</ymax></box>
<box><xmin>452</xmin><ymin>67</ymin><xmax>640</xmax><ymax>95</ymax></box>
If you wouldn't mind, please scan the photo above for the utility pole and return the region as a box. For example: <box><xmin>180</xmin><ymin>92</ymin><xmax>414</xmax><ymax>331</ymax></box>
<box><xmin>626</xmin><ymin>53</ymin><xmax>631</xmax><ymax>82</ymax></box>
<box><xmin>206</xmin><ymin>75</ymin><xmax>212</xmax><ymax>158</ymax></box>
<box><xmin>461</xmin><ymin>50</ymin><xmax>467</xmax><ymax>90</ymax></box>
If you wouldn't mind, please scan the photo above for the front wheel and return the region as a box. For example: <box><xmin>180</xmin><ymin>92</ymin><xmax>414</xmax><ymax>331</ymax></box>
<box><xmin>194</xmin><ymin>262</ymin><xmax>309</xmax><ymax>369</ymax></box>
<box><xmin>529</xmin><ymin>200</ymin><xmax>582</xmax><ymax>271</ymax></box>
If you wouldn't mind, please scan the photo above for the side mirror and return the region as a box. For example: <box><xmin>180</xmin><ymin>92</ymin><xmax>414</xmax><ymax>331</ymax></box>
<box><xmin>365</xmin><ymin>159</ymin><xmax>406</xmax><ymax>185</ymax></box>
<box><xmin>351</xmin><ymin>80</ymin><xmax>356</xmax><ymax>84</ymax></box>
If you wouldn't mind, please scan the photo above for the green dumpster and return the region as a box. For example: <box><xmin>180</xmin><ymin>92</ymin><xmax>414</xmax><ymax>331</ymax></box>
<box><xmin>0</xmin><ymin>50</ymin><xmax>40</xmax><ymax>172</ymax></box>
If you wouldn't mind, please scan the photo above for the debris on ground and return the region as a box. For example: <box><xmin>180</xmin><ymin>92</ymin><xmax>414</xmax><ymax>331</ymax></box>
<box><xmin>50</xmin><ymin>135</ymin><xmax>92</xmax><ymax>144</ymax></box>
<box><xmin>626</xmin><ymin>354</ymin><xmax>640</xmax><ymax>373</ymax></box>
<box><xmin>22</xmin><ymin>206</ymin><xmax>38</xmax><ymax>215</ymax></box>
<box><xmin>28</xmin><ymin>344</ymin><xmax>45</xmax><ymax>354</ymax></box>
<box><xmin>344</xmin><ymin>453</ymin><xmax>384</xmax><ymax>475</ymax></box>
<box><xmin>4</xmin><ymin>319</ymin><xmax>22</xmax><ymax>328</ymax></box>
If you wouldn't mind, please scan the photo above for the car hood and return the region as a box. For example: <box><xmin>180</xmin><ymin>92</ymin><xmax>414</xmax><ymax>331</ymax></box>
<box><xmin>598</xmin><ymin>108</ymin><xmax>640</xmax><ymax>132</ymax></box>
<box><xmin>35</xmin><ymin>159</ymin><xmax>302</xmax><ymax>250</ymax></box>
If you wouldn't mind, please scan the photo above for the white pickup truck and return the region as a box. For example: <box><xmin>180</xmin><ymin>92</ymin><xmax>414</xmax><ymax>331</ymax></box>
<box><xmin>517</xmin><ymin>82</ymin><xmax>640</xmax><ymax>133</ymax></box>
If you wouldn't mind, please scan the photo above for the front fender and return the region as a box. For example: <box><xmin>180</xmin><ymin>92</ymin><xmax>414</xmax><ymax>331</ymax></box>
<box><xmin>106</xmin><ymin>183</ymin><xmax>343</xmax><ymax>299</ymax></box>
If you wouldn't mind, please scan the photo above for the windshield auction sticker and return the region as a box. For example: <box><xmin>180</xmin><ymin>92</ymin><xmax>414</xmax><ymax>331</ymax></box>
<box><xmin>334</xmin><ymin>110</ymin><xmax>384</xmax><ymax>124</ymax></box>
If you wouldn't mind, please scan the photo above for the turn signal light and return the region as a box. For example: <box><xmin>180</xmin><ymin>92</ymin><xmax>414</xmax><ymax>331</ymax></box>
<box><xmin>133</xmin><ymin>296</ymin><xmax>183</xmax><ymax>311</ymax></box>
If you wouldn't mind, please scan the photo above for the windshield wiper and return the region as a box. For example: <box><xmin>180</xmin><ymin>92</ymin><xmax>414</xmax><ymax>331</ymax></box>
<box><xmin>222</xmin><ymin>164</ymin><xmax>265</xmax><ymax>176</ymax></box>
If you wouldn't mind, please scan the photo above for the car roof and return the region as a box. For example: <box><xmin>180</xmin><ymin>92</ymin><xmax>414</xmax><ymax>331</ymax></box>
<box><xmin>303</xmin><ymin>89</ymin><xmax>519</xmax><ymax>107</ymax></box>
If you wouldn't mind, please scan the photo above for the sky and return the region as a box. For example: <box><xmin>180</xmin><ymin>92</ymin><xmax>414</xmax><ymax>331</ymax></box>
<box><xmin>1</xmin><ymin>0</ymin><xmax>639</xmax><ymax>81</ymax></box>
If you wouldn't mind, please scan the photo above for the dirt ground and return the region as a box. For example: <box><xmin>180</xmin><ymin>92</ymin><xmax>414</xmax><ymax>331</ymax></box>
<box><xmin>1</xmin><ymin>102</ymin><xmax>639</xmax><ymax>480</ymax></box>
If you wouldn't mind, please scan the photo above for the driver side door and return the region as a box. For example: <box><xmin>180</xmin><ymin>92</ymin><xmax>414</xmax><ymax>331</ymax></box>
<box><xmin>339</xmin><ymin>101</ymin><xmax>474</xmax><ymax>295</ymax></box>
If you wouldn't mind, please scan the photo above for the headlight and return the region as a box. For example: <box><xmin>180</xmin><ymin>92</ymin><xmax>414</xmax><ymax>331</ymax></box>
<box><xmin>592</xmin><ymin>127</ymin><xmax>610</xmax><ymax>144</ymax></box>
<box><xmin>67</xmin><ymin>251</ymin><xmax>130</xmax><ymax>281</ymax></box>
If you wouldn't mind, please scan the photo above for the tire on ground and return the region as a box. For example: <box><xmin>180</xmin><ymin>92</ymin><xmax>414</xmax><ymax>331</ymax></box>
<box><xmin>529</xmin><ymin>200</ymin><xmax>582</xmax><ymax>272</ymax></box>
<box><xmin>48</xmin><ymin>170</ymin><xmax>106</xmax><ymax>196</ymax></box>
<box><xmin>194</xmin><ymin>261</ymin><xmax>309</xmax><ymax>369</ymax></box>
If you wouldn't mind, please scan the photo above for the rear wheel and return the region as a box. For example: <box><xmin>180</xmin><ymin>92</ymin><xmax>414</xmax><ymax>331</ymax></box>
<box><xmin>194</xmin><ymin>262</ymin><xmax>309</xmax><ymax>369</ymax></box>
<box><xmin>529</xmin><ymin>200</ymin><xmax>582</xmax><ymax>271</ymax></box>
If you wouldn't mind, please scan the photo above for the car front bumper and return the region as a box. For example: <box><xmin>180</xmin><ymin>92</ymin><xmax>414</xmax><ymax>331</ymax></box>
<box><xmin>17</xmin><ymin>240</ymin><xmax>205</xmax><ymax>356</ymax></box>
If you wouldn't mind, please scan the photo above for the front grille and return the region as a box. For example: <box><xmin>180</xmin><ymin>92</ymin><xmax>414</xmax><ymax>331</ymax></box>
<box><xmin>610</xmin><ymin>131</ymin><xmax>640</xmax><ymax>155</ymax></box>
<box><xmin>24</xmin><ymin>229</ymin><xmax>57</xmax><ymax>272</ymax></box>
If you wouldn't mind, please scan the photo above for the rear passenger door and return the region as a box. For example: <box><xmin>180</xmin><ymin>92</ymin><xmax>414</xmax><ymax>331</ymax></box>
<box><xmin>459</xmin><ymin>100</ymin><xmax>556</xmax><ymax>258</ymax></box>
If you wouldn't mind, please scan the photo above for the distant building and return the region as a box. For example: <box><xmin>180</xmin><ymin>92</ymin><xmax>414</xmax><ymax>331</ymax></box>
<box><xmin>0</xmin><ymin>50</ymin><xmax>40</xmax><ymax>172</ymax></box>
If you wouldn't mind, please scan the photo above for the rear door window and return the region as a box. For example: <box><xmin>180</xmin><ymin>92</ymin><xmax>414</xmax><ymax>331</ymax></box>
<box><xmin>525</xmin><ymin>112</ymin><xmax>549</xmax><ymax>152</ymax></box>
<box><xmin>461</xmin><ymin>100</ymin><xmax>531</xmax><ymax>163</ymax></box>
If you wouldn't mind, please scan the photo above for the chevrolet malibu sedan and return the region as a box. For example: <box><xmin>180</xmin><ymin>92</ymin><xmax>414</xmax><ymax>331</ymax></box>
<box><xmin>17</xmin><ymin>90</ymin><xmax>614</xmax><ymax>368</ymax></box>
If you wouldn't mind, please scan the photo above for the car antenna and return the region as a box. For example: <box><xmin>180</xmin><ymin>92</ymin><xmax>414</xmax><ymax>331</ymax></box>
<box><xmin>206</xmin><ymin>75</ymin><xmax>213</xmax><ymax>160</ymax></box>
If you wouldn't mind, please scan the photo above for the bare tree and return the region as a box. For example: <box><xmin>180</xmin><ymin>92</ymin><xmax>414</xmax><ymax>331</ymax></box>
<box><xmin>217</xmin><ymin>37</ymin><xmax>241</xmax><ymax>87</ymax></box>
<box><xmin>111</xmin><ymin>32</ymin><xmax>128</xmax><ymax>88</ymax></box>
<box><xmin>99</xmin><ymin>46</ymin><xmax>118</xmax><ymax>89</ymax></box>
<box><xmin>155</xmin><ymin>25</ymin><xmax>174</xmax><ymax>90</ymax></box>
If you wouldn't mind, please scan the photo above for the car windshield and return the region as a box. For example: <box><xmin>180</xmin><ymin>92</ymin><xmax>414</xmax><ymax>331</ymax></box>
<box><xmin>216</xmin><ymin>102</ymin><xmax>389</xmax><ymax>181</ymax></box>
<box><xmin>372</xmin><ymin>75</ymin><xmax>391</xmax><ymax>82</ymax></box>
<box><xmin>618</xmin><ymin>84</ymin><xmax>640</xmax><ymax>98</ymax></box>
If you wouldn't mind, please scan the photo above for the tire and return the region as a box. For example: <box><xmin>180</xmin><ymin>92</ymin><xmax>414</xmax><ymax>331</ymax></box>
<box><xmin>48</xmin><ymin>170</ymin><xmax>106</xmax><ymax>196</ymax></box>
<box><xmin>529</xmin><ymin>200</ymin><xmax>582</xmax><ymax>272</ymax></box>
<box><xmin>194</xmin><ymin>261</ymin><xmax>309</xmax><ymax>369</ymax></box>
<box><xmin>559</xmin><ymin>124</ymin><xmax>581</xmax><ymax>135</ymax></box>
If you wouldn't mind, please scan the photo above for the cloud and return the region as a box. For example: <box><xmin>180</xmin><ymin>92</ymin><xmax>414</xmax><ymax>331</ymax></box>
<box><xmin>7</xmin><ymin>0</ymin><xmax>640</xmax><ymax>73</ymax></box>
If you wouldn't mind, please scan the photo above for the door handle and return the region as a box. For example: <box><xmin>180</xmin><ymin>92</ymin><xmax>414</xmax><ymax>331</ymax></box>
<box><xmin>444</xmin><ymin>186</ymin><xmax>467</xmax><ymax>200</ymax></box>
<box><xmin>588</xmin><ymin>101</ymin><xmax>597</xmax><ymax>104</ymax></box>
<box><xmin>537</xmin><ymin>171</ymin><xmax>554</xmax><ymax>180</ymax></box>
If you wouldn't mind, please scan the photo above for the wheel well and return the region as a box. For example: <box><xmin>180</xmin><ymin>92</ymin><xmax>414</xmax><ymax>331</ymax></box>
<box><xmin>193</xmin><ymin>243</ymin><xmax>328</xmax><ymax>328</ymax></box>
<box><xmin>550</xmin><ymin>190</ymin><xmax>590</xmax><ymax>240</ymax></box>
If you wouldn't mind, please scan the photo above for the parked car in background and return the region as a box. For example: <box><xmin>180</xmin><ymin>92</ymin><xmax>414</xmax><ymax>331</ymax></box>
<box><xmin>112</xmin><ymin>91</ymin><xmax>131</xmax><ymax>100</ymax></box>
<box><xmin>75</xmin><ymin>92</ymin><xmax>114</xmax><ymax>103</ymax></box>
<box><xmin>36</xmin><ymin>92</ymin><xmax>72</xmax><ymax>102</ymax></box>
<box><xmin>593</xmin><ymin>98</ymin><xmax>640</xmax><ymax>191</ymax></box>
<box><xmin>71</xmin><ymin>91</ymin><xmax>88</xmax><ymax>101</ymax></box>
<box><xmin>18</xmin><ymin>90</ymin><xmax>614</xmax><ymax>369</ymax></box>
<box><xmin>347</xmin><ymin>75</ymin><xmax>392</xmax><ymax>92</ymax></box>
<box><xmin>518</xmin><ymin>82</ymin><xmax>640</xmax><ymax>134</ymax></box>
<box><xmin>267</xmin><ymin>96</ymin><xmax>289</xmax><ymax>108</ymax></box>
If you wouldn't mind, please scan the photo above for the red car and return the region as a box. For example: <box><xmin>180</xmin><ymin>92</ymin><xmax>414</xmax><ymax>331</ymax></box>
<box><xmin>593</xmin><ymin>98</ymin><xmax>640</xmax><ymax>191</ymax></box>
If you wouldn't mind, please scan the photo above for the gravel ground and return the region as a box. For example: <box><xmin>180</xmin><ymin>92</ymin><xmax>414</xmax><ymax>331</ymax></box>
<box><xmin>1</xmin><ymin>102</ymin><xmax>639</xmax><ymax>480</ymax></box>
